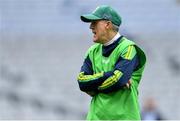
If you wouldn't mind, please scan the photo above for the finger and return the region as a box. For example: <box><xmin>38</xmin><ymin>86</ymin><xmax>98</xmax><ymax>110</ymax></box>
<box><xmin>126</xmin><ymin>83</ymin><xmax>130</xmax><ymax>88</ymax></box>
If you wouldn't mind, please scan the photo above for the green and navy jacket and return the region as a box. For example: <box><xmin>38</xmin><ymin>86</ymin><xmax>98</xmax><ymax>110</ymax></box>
<box><xmin>77</xmin><ymin>36</ymin><xmax>146</xmax><ymax>120</ymax></box>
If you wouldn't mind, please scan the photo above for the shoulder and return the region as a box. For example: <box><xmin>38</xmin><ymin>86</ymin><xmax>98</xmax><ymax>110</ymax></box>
<box><xmin>121</xmin><ymin>45</ymin><xmax>137</xmax><ymax>60</ymax></box>
<box><xmin>119</xmin><ymin>37</ymin><xmax>135</xmax><ymax>47</ymax></box>
<box><xmin>121</xmin><ymin>37</ymin><xmax>147</xmax><ymax>68</ymax></box>
<box><xmin>114</xmin><ymin>37</ymin><xmax>136</xmax><ymax>59</ymax></box>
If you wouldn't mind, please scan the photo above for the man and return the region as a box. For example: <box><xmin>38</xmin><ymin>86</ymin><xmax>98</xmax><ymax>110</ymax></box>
<box><xmin>77</xmin><ymin>5</ymin><xmax>146</xmax><ymax>120</ymax></box>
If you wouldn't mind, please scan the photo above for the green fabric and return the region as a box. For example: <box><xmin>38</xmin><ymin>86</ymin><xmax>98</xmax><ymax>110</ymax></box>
<box><xmin>81</xmin><ymin>5</ymin><xmax>122</xmax><ymax>26</ymax></box>
<box><xmin>86</xmin><ymin>37</ymin><xmax>146</xmax><ymax>120</ymax></box>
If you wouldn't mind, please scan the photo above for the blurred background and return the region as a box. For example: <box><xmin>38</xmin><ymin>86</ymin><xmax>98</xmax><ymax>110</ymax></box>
<box><xmin>0</xmin><ymin>0</ymin><xmax>180</xmax><ymax>120</ymax></box>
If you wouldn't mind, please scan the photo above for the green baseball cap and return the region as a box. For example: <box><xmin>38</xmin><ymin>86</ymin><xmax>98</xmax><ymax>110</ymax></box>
<box><xmin>81</xmin><ymin>5</ymin><xmax>122</xmax><ymax>26</ymax></box>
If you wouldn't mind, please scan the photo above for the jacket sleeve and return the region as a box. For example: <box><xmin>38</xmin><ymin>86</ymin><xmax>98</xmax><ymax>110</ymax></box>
<box><xmin>77</xmin><ymin>55</ymin><xmax>110</xmax><ymax>92</ymax></box>
<box><xmin>98</xmin><ymin>45</ymin><xmax>139</xmax><ymax>93</ymax></box>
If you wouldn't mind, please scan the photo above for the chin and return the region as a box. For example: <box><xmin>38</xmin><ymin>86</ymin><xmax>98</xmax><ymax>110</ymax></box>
<box><xmin>93</xmin><ymin>38</ymin><xmax>98</xmax><ymax>42</ymax></box>
<box><xmin>93</xmin><ymin>40</ymin><xmax>100</xmax><ymax>43</ymax></box>
<box><xmin>93</xmin><ymin>37</ymin><xmax>102</xmax><ymax>43</ymax></box>
<box><xmin>94</xmin><ymin>39</ymin><xmax>104</xmax><ymax>44</ymax></box>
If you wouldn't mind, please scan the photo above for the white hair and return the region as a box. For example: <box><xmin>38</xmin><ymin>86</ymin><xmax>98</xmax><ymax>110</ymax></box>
<box><xmin>112</xmin><ymin>23</ymin><xmax>119</xmax><ymax>32</ymax></box>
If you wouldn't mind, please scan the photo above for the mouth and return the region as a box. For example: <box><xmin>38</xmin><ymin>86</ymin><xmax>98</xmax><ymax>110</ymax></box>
<box><xmin>92</xmin><ymin>31</ymin><xmax>96</xmax><ymax>35</ymax></box>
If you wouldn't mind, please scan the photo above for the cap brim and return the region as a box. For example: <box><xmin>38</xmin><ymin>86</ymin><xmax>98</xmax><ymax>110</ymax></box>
<box><xmin>80</xmin><ymin>14</ymin><xmax>101</xmax><ymax>22</ymax></box>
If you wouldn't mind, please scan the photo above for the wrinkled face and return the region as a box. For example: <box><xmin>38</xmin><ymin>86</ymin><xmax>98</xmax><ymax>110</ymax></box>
<box><xmin>90</xmin><ymin>20</ymin><xmax>108</xmax><ymax>44</ymax></box>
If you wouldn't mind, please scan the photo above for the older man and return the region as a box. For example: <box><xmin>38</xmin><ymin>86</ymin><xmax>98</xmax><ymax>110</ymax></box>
<box><xmin>77</xmin><ymin>5</ymin><xmax>146</xmax><ymax>120</ymax></box>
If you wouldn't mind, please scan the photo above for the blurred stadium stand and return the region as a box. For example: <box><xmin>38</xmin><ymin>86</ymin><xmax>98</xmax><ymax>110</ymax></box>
<box><xmin>0</xmin><ymin>0</ymin><xmax>180</xmax><ymax>119</ymax></box>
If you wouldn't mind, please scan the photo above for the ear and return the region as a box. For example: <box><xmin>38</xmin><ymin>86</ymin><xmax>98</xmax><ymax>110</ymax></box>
<box><xmin>106</xmin><ymin>21</ymin><xmax>112</xmax><ymax>30</ymax></box>
<box><xmin>105</xmin><ymin>21</ymin><xmax>111</xmax><ymax>29</ymax></box>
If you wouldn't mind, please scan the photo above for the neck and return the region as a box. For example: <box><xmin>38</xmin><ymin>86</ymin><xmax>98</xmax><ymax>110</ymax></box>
<box><xmin>104</xmin><ymin>31</ymin><xmax>117</xmax><ymax>43</ymax></box>
<box><xmin>103</xmin><ymin>32</ymin><xmax>120</xmax><ymax>46</ymax></box>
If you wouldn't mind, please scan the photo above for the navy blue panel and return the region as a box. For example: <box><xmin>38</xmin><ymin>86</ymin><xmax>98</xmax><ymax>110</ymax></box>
<box><xmin>102</xmin><ymin>36</ymin><xmax>123</xmax><ymax>57</ymax></box>
<box><xmin>104</xmin><ymin>71</ymin><xmax>114</xmax><ymax>78</ymax></box>
<box><xmin>80</xmin><ymin>55</ymin><xmax>93</xmax><ymax>75</ymax></box>
<box><xmin>78</xmin><ymin>79</ymin><xmax>102</xmax><ymax>92</ymax></box>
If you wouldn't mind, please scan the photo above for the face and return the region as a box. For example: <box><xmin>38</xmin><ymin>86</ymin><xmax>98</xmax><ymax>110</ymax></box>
<box><xmin>90</xmin><ymin>20</ymin><xmax>109</xmax><ymax>44</ymax></box>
